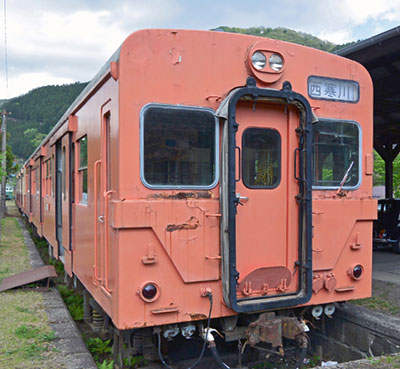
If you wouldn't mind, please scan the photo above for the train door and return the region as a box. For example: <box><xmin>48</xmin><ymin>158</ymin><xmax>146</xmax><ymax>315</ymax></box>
<box><xmin>219</xmin><ymin>81</ymin><xmax>313</xmax><ymax>312</ymax></box>
<box><xmin>55</xmin><ymin>141</ymin><xmax>64</xmax><ymax>261</ymax></box>
<box><xmin>39</xmin><ymin>157</ymin><xmax>43</xmax><ymax>226</ymax></box>
<box><xmin>28</xmin><ymin>166</ymin><xmax>32</xmax><ymax>216</ymax></box>
<box><xmin>55</xmin><ymin>136</ymin><xmax>72</xmax><ymax>266</ymax></box>
<box><xmin>94</xmin><ymin>101</ymin><xmax>113</xmax><ymax>293</ymax></box>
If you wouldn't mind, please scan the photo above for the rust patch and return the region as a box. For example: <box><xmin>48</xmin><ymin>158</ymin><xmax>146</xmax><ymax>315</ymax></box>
<box><xmin>166</xmin><ymin>216</ymin><xmax>199</xmax><ymax>232</ymax></box>
<box><xmin>190</xmin><ymin>313</ymin><xmax>208</xmax><ymax>320</ymax></box>
<box><xmin>148</xmin><ymin>191</ymin><xmax>212</xmax><ymax>200</ymax></box>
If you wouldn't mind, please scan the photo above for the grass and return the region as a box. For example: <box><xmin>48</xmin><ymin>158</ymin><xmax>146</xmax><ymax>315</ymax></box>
<box><xmin>0</xmin><ymin>202</ymin><xmax>65</xmax><ymax>368</ymax></box>
<box><xmin>353</xmin><ymin>295</ymin><xmax>400</xmax><ymax>315</ymax></box>
<box><xmin>368</xmin><ymin>354</ymin><xmax>400</xmax><ymax>367</ymax></box>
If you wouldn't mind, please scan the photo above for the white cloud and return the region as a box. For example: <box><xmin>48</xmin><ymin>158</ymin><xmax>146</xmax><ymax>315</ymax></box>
<box><xmin>3</xmin><ymin>71</ymin><xmax>74</xmax><ymax>99</ymax></box>
<box><xmin>316</xmin><ymin>29</ymin><xmax>353</xmax><ymax>45</ymax></box>
<box><xmin>339</xmin><ymin>0</ymin><xmax>400</xmax><ymax>24</ymax></box>
<box><xmin>0</xmin><ymin>0</ymin><xmax>399</xmax><ymax>99</ymax></box>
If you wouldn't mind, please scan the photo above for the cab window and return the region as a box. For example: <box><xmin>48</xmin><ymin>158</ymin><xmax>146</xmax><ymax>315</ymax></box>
<box><xmin>313</xmin><ymin>119</ymin><xmax>360</xmax><ymax>188</ymax></box>
<box><xmin>141</xmin><ymin>104</ymin><xmax>219</xmax><ymax>189</ymax></box>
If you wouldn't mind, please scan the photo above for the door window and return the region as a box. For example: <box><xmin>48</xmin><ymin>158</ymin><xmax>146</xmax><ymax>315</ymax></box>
<box><xmin>242</xmin><ymin>128</ymin><xmax>281</xmax><ymax>189</ymax></box>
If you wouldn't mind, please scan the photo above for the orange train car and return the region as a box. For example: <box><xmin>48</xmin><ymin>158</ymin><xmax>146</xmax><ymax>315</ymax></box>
<box><xmin>15</xmin><ymin>29</ymin><xmax>375</xmax><ymax>364</ymax></box>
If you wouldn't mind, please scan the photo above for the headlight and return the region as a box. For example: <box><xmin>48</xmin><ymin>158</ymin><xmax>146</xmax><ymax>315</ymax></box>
<box><xmin>269</xmin><ymin>53</ymin><xmax>284</xmax><ymax>72</ymax></box>
<box><xmin>251</xmin><ymin>51</ymin><xmax>266</xmax><ymax>70</ymax></box>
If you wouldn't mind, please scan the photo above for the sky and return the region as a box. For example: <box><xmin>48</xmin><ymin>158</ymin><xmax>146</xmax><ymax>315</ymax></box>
<box><xmin>1</xmin><ymin>0</ymin><xmax>400</xmax><ymax>99</ymax></box>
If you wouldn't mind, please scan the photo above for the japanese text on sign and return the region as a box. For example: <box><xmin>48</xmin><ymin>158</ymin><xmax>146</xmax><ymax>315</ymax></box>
<box><xmin>308</xmin><ymin>76</ymin><xmax>359</xmax><ymax>102</ymax></box>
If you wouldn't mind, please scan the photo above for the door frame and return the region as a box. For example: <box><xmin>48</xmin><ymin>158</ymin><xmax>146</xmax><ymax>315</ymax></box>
<box><xmin>220</xmin><ymin>78</ymin><xmax>313</xmax><ymax>312</ymax></box>
<box><xmin>55</xmin><ymin>140</ymin><xmax>64</xmax><ymax>261</ymax></box>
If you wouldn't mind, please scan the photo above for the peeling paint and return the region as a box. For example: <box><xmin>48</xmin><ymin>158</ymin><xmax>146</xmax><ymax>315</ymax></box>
<box><xmin>148</xmin><ymin>191</ymin><xmax>212</xmax><ymax>200</ymax></box>
<box><xmin>166</xmin><ymin>216</ymin><xmax>200</xmax><ymax>232</ymax></box>
<box><xmin>189</xmin><ymin>313</ymin><xmax>208</xmax><ymax>320</ymax></box>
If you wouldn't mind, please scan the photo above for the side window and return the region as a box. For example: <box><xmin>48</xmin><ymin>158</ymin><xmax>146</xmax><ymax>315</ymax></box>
<box><xmin>141</xmin><ymin>104</ymin><xmax>218</xmax><ymax>188</ymax></box>
<box><xmin>45</xmin><ymin>160</ymin><xmax>50</xmax><ymax>196</ymax></box>
<box><xmin>62</xmin><ymin>146</ymin><xmax>66</xmax><ymax>200</ymax></box>
<box><xmin>242</xmin><ymin>128</ymin><xmax>281</xmax><ymax>188</ymax></box>
<box><xmin>313</xmin><ymin>119</ymin><xmax>360</xmax><ymax>188</ymax></box>
<box><xmin>49</xmin><ymin>157</ymin><xmax>53</xmax><ymax>197</ymax></box>
<box><xmin>78</xmin><ymin>136</ymin><xmax>88</xmax><ymax>203</ymax></box>
<box><xmin>71</xmin><ymin>143</ymin><xmax>75</xmax><ymax>203</ymax></box>
<box><xmin>32</xmin><ymin>168</ymin><xmax>36</xmax><ymax>193</ymax></box>
<box><xmin>36</xmin><ymin>168</ymin><xmax>39</xmax><ymax>194</ymax></box>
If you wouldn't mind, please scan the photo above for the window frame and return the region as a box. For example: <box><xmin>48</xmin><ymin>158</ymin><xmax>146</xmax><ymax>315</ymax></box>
<box><xmin>140</xmin><ymin>103</ymin><xmax>220</xmax><ymax>190</ymax></box>
<box><xmin>312</xmin><ymin>118</ymin><xmax>362</xmax><ymax>191</ymax></box>
<box><xmin>78</xmin><ymin>135</ymin><xmax>88</xmax><ymax>204</ymax></box>
<box><xmin>241</xmin><ymin>127</ymin><xmax>281</xmax><ymax>189</ymax></box>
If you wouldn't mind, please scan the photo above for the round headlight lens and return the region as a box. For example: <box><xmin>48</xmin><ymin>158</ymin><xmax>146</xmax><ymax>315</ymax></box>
<box><xmin>269</xmin><ymin>53</ymin><xmax>284</xmax><ymax>72</ymax></box>
<box><xmin>251</xmin><ymin>51</ymin><xmax>267</xmax><ymax>70</ymax></box>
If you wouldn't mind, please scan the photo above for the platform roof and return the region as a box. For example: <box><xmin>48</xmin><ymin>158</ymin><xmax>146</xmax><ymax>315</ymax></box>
<box><xmin>337</xmin><ymin>26</ymin><xmax>400</xmax><ymax>150</ymax></box>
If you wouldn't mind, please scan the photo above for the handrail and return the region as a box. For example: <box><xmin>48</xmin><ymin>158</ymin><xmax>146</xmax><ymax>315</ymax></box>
<box><xmin>93</xmin><ymin>160</ymin><xmax>102</xmax><ymax>284</ymax></box>
<box><xmin>104</xmin><ymin>189</ymin><xmax>116</xmax><ymax>293</ymax></box>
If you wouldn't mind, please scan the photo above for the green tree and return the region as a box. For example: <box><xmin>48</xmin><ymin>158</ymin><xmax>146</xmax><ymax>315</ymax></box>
<box><xmin>24</xmin><ymin>128</ymin><xmax>46</xmax><ymax>148</ymax></box>
<box><xmin>211</xmin><ymin>26</ymin><xmax>356</xmax><ymax>52</ymax></box>
<box><xmin>0</xmin><ymin>132</ymin><xmax>18</xmax><ymax>176</ymax></box>
<box><xmin>373</xmin><ymin>150</ymin><xmax>385</xmax><ymax>186</ymax></box>
<box><xmin>0</xmin><ymin>152</ymin><xmax>5</xmax><ymax>180</ymax></box>
<box><xmin>374</xmin><ymin>150</ymin><xmax>400</xmax><ymax>198</ymax></box>
<box><xmin>3</xmin><ymin>82</ymin><xmax>87</xmax><ymax>160</ymax></box>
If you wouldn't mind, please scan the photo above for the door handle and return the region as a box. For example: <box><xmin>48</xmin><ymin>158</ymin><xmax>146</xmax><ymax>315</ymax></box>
<box><xmin>236</xmin><ymin>193</ymin><xmax>249</xmax><ymax>202</ymax></box>
<box><xmin>98</xmin><ymin>215</ymin><xmax>104</xmax><ymax>223</ymax></box>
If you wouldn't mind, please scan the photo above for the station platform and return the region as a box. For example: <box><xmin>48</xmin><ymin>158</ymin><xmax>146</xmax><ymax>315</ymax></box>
<box><xmin>373</xmin><ymin>249</ymin><xmax>400</xmax><ymax>285</ymax></box>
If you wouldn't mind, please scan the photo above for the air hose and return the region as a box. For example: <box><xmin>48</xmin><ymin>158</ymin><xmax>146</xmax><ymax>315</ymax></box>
<box><xmin>156</xmin><ymin>292</ymin><xmax>213</xmax><ymax>369</ymax></box>
<box><xmin>209</xmin><ymin>341</ymin><xmax>231</xmax><ymax>369</ymax></box>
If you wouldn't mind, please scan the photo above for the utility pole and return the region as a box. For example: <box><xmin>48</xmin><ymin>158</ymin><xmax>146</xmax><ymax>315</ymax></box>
<box><xmin>0</xmin><ymin>110</ymin><xmax>7</xmax><ymax>218</ymax></box>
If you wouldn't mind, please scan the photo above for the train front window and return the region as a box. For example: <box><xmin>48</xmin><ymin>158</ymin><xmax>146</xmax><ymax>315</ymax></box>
<box><xmin>242</xmin><ymin>128</ymin><xmax>281</xmax><ymax>189</ymax></box>
<box><xmin>141</xmin><ymin>104</ymin><xmax>219</xmax><ymax>189</ymax></box>
<box><xmin>313</xmin><ymin>119</ymin><xmax>360</xmax><ymax>189</ymax></box>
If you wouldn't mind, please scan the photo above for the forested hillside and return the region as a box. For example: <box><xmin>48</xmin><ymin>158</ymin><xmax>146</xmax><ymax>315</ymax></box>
<box><xmin>3</xmin><ymin>82</ymin><xmax>87</xmax><ymax>159</ymax></box>
<box><xmin>4</xmin><ymin>26</ymin><xmax>354</xmax><ymax>160</ymax></box>
<box><xmin>213</xmin><ymin>26</ymin><xmax>355</xmax><ymax>52</ymax></box>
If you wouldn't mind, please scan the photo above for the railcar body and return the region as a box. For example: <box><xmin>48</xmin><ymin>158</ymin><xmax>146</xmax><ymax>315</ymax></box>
<box><xmin>15</xmin><ymin>29</ymin><xmax>375</xmax><ymax>361</ymax></box>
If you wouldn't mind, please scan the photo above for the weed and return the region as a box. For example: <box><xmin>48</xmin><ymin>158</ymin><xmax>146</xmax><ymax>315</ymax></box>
<box><xmin>22</xmin><ymin>343</ymin><xmax>45</xmax><ymax>358</ymax></box>
<box><xmin>306</xmin><ymin>355</ymin><xmax>321</xmax><ymax>367</ymax></box>
<box><xmin>39</xmin><ymin>331</ymin><xmax>57</xmax><ymax>342</ymax></box>
<box><xmin>15</xmin><ymin>324</ymin><xmax>40</xmax><ymax>339</ymax></box>
<box><xmin>98</xmin><ymin>359</ymin><xmax>114</xmax><ymax>369</ymax></box>
<box><xmin>15</xmin><ymin>306</ymin><xmax>33</xmax><ymax>314</ymax></box>
<box><xmin>86</xmin><ymin>337</ymin><xmax>112</xmax><ymax>361</ymax></box>
<box><xmin>87</xmin><ymin>337</ymin><xmax>113</xmax><ymax>354</ymax></box>
<box><xmin>49</xmin><ymin>258</ymin><xmax>65</xmax><ymax>275</ymax></box>
<box><xmin>123</xmin><ymin>355</ymin><xmax>147</xmax><ymax>367</ymax></box>
<box><xmin>57</xmin><ymin>284</ymin><xmax>84</xmax><ymax>320</ymax></box>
